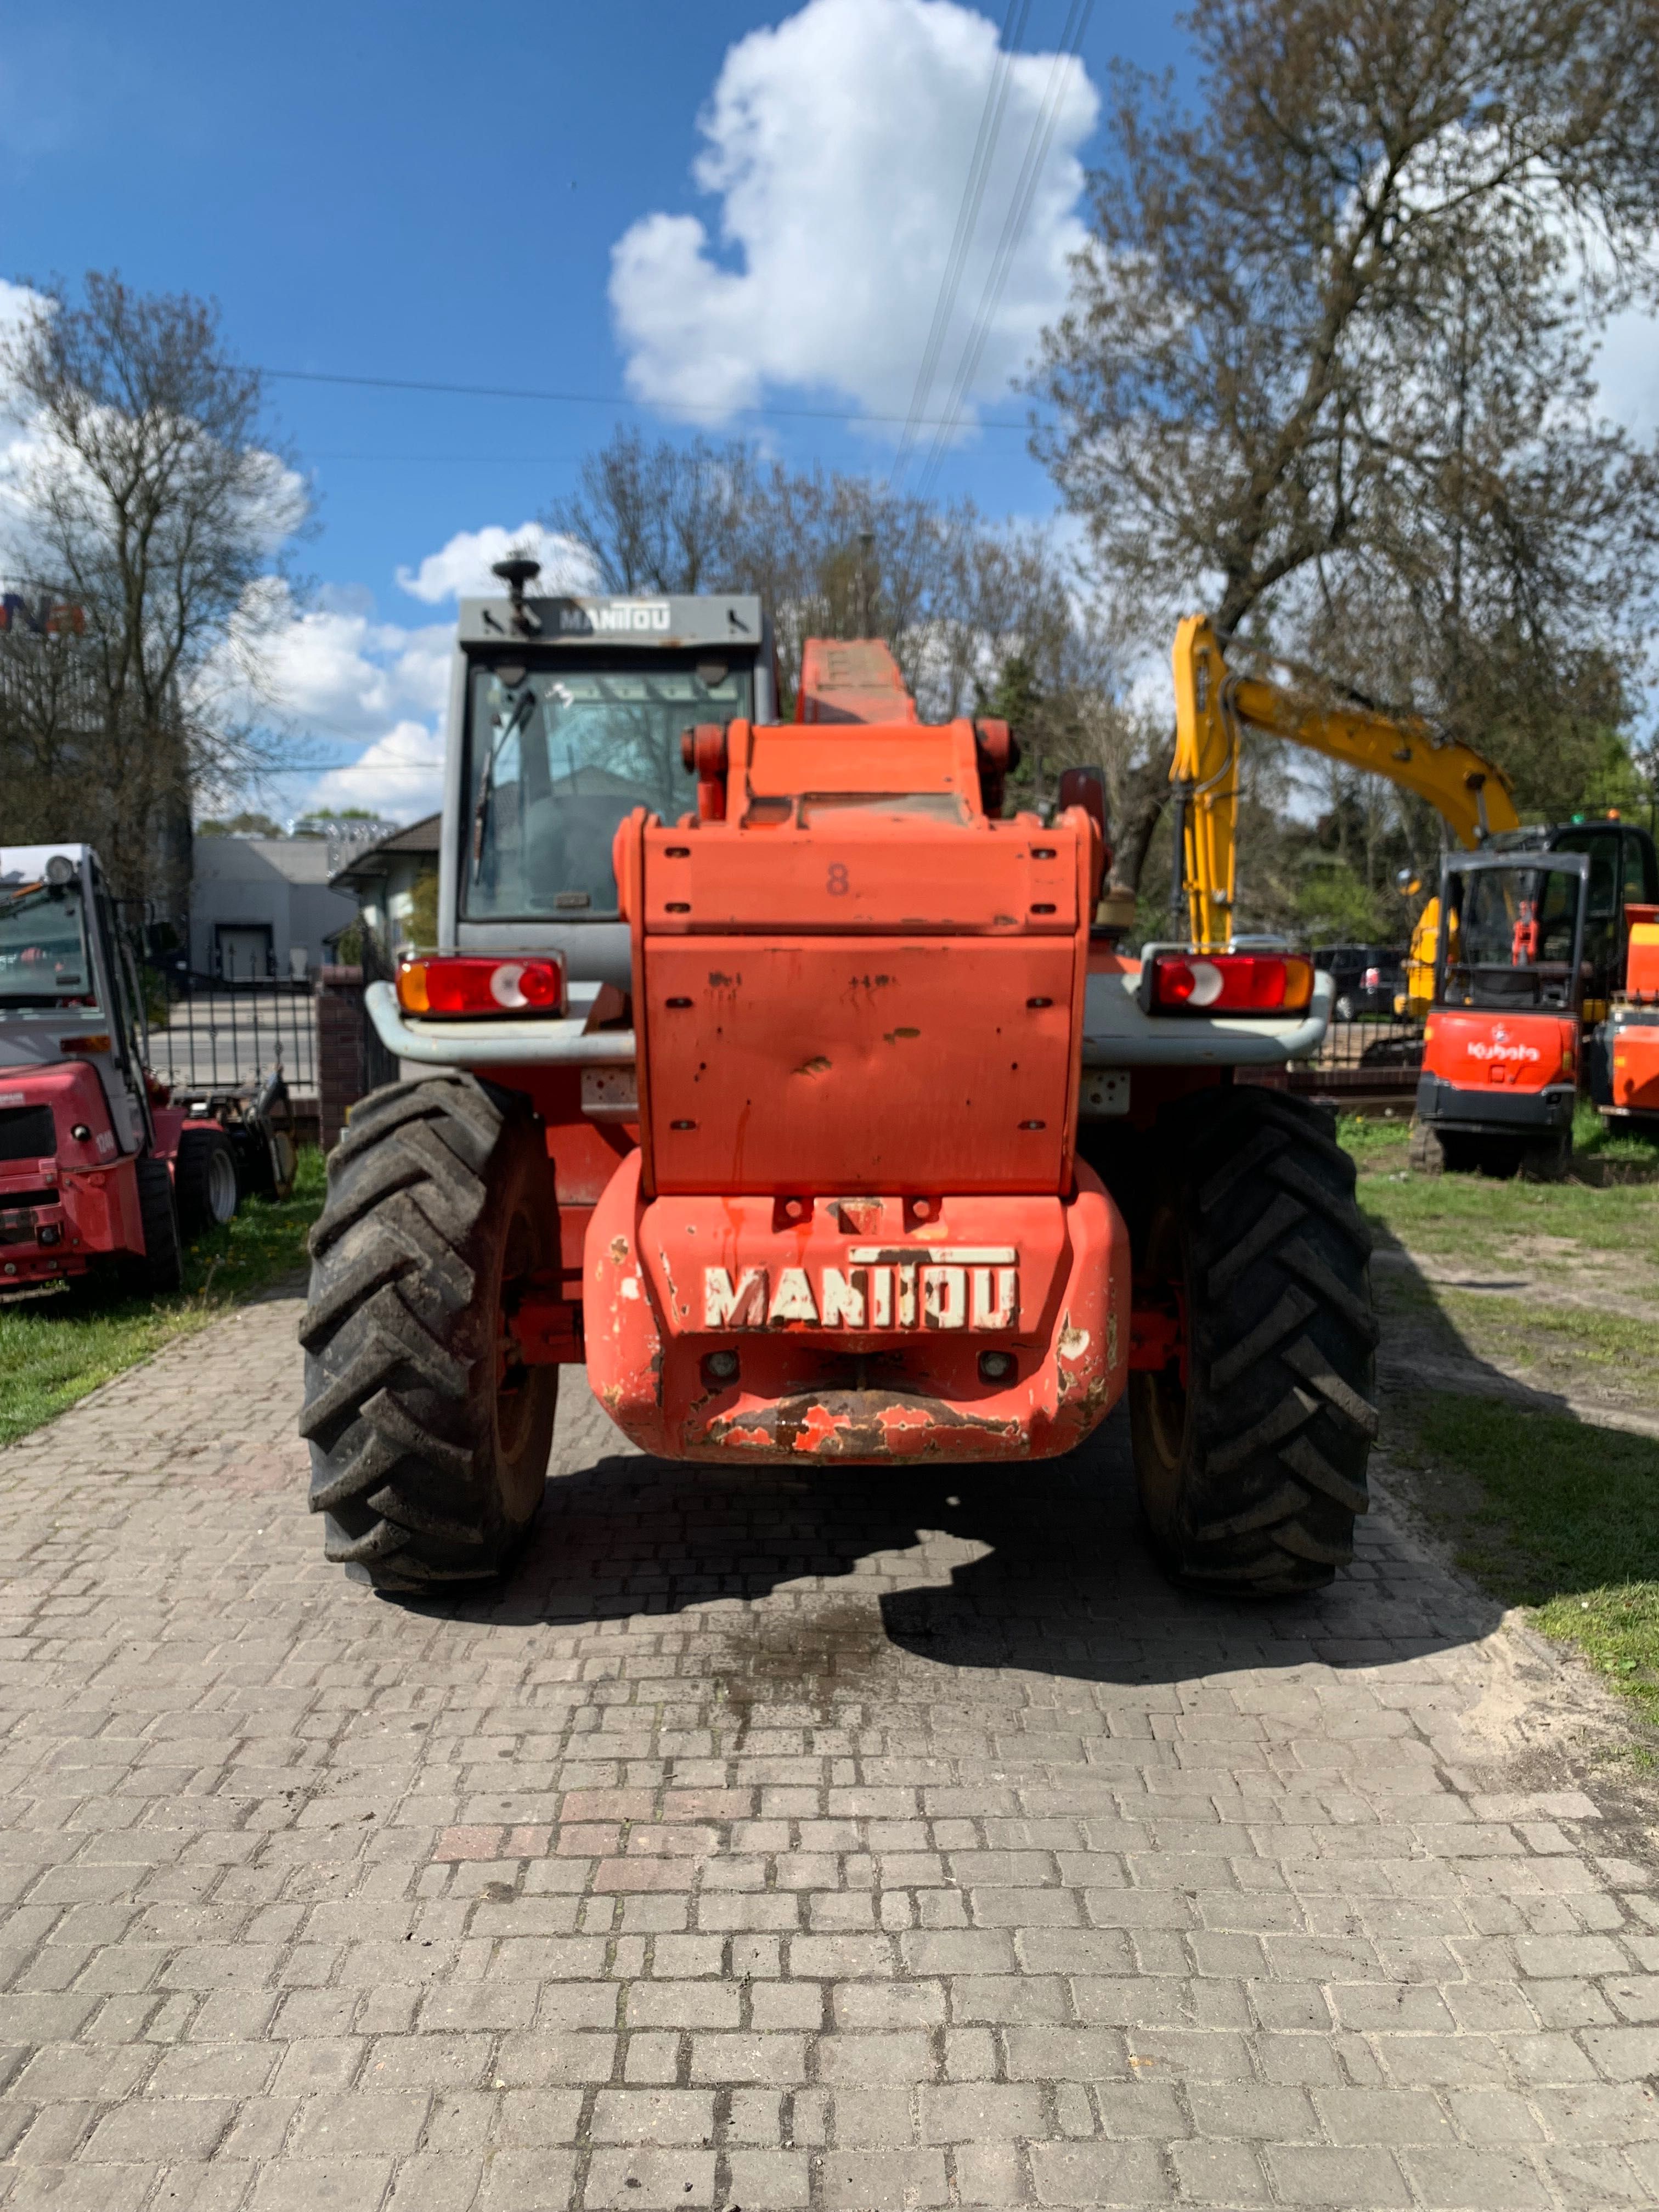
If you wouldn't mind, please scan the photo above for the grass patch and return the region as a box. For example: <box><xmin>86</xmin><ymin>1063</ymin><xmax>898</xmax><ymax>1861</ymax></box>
<box><xmin>1334</xmin><ymin>1111</ymin><xmax>1414</xmax><ymax>1165</ymax></box>
<box><xmin>0</xmin><ymin>1148</ymin><xmax>324</xmax><ymax>1449</ymax></box>
<box><xmin>1337</xmin><ymin>1111</ymin><xmax>1659</xmax><ymax>1262</ymax></box>
<box><xmin>1437</xmin><ymin>1293</ymin><xmax>1659</xmax><ymax>1376</ymax></box>
<box><xmin>1396</xmin><ymin>1392</ymin><xmax>1659</xmax><ymax>1720</ymax></box>
<box><xmin>1571</xmin><ymin>1096</ymin><xmax>1659</xmax><ymax>1168</ymax></box>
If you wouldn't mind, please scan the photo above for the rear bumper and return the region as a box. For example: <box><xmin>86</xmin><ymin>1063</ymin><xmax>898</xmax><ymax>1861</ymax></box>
<box><xmin>1415</xmin><ymin>1074</ymin><xmax>1576</xmax><ymax>1133</ymax></box>
<box><xmin>0</xmin><ymin>1165</ymin><xmax>142</xmax><ymax>1288</ymax></box>
<box><xmin>582</xmin><ymin>1155</ymin><xmax>1129</xmax><ymax>1463</ymax></box>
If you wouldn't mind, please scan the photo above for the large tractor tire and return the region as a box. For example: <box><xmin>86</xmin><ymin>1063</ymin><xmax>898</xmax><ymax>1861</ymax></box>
<box><xmin>1129</xmin><ymin>1087</ymin><xmax>1378</xmax><ymax>1595</ymax></box>
<box><xmin>298</xmin><ymin>1074</ymin><xmax>559</xmax><ymax>1592</ymax></box>
<box><xmin>123</xmin><ymin>1155</ymin><xmax>184</xmax><ymax>1297</ymax></box>
<box><xmin>174</xmin><ymin>1128</ymin><xmax>240</xmax><ymax>1243</ymax></box>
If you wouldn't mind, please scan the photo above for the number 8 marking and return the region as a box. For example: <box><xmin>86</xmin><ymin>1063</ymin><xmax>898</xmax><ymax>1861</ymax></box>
<box><xmin>827</xmin><ymin>862</ymin><xmax>850</xmax><ymax>896</ymax></box>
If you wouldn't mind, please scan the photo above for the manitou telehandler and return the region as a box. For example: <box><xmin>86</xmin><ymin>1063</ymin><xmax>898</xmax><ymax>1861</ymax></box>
<box><xmin>0</xmin><ymin>845</ymin><xmax>296</xmax><ymax>1295</ymax></box>
<box><xmin>300</xmin><ymin>568</ymin><xmax>1376</xmax><ymax>1599</ymax></box>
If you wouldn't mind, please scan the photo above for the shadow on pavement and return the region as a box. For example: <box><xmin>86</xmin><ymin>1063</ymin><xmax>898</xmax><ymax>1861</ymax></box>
<box><xmin>397</xmin><ymin>1366</ymin><xmax>1506</xmax><ymax>1689</ymax></box>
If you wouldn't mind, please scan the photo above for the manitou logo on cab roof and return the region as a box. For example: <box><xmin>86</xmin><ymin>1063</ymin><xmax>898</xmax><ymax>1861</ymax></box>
<box><xmin>702</xmin><ymin>1248</ymin><xmax>1019</xmax><ymax>1331</ymax></box>
<box><xmin>557</xmin><ymin>601</ymin><xmax>672</xmax><ymax>635</ymax></box>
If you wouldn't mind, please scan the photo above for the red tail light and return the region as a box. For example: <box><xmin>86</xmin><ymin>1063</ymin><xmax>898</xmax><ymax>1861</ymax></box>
<box><xmin>1147</xmin><ymin>952</ymin><xmax>1313</xmax><ymax>1014</ymax></box>
<box><xmin>397</xmin><ymin>955</ymin><xmax>566</xmax><ymax>1018</ymax></box>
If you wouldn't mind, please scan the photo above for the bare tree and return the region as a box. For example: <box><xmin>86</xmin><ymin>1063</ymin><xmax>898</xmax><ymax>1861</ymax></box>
<box><xmin>548</xmin><ymin>429</ymin><xmax>1082</xmax><ymax>732</ymax></box>
<box><xmin>1034</xmin><ymin>0</ymin><xmax>1659</xmax><ymax>890</ymax></box>
<box><xmin>550</xmin><ymin>429</ymin><xmax>753</xmax><ymax>597</ymax></box>
<box><xmin>0</xmin><ymin>272</ymin><xmax>308</xmax><ymax>916</ymax></box>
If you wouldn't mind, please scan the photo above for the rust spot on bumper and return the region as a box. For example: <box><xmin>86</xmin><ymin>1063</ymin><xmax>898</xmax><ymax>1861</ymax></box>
<box><xmin>700</xmin><ymin>1387</ymin><xmax>1024</xmax><ymax>1461</ymax></box>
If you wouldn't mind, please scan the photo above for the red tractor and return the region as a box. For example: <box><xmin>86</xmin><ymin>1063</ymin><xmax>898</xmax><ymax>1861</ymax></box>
<box><xmin>0</xmin><ymin>845</ymin><xmax>295</xmax><ymax>1296</ymax></box>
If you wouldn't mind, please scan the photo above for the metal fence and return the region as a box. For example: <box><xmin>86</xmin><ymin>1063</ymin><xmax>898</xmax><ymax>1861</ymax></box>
<box><xmin>1312</xmin><ymin>1013</ymin><xmax>1424</xmax><ymax>1073</ymax></box>
<box><xmin>142</xmin><ymin>972</ymin><xmax>319</xmax><ymax>1101</ymax></box>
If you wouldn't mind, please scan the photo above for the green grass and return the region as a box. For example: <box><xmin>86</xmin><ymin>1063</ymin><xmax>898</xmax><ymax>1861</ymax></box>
<box><xmin>1395</xmin><ymin>1394</ymin><xmax>1659</xmax><ymax>1721</ymax></box>
<box><xmin>0</xmin><ymin>1148</ymin><xmax>324</xmax><ymax>1448</ymax></box>
<box><xmin>1338</xmin><ymin>1111</ymin><xmax>1659</xmax><ymax>1261</ymax></box>
<box><xmin>1571</xmin><ymin>1096</ymin><xmax>1659</xmax><ymax>1166</ymax></box>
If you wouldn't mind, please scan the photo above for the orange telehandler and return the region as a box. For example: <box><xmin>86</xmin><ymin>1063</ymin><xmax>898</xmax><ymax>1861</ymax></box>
<box><xmin>300</xmin><ymin>569</ymin><xmax>1376</xmax><ymax>1598</ymax></box>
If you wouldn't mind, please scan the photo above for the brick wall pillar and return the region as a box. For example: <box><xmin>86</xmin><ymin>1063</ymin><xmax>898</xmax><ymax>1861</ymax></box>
<box><xmin>315</xmin><ymin>964</ymin><xmax>365</xmax><ymax>1151</ymax></box>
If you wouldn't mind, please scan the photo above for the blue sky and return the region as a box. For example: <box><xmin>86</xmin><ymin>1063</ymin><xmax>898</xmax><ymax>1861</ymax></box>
<box><xmin>3</xmin><ymin>1</ymin><xmax>1193</xmax><ymax>819</ymax></box>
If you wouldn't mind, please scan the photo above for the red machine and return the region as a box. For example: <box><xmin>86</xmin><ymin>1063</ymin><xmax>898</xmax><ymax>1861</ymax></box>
<box><xmin>579</xmin><ymin>645</ymin><xmax>1125</xmax><ymax>1460</ymax></box>
<box><xmin>303</xmin><ymin>578</ymin><xmax>1375</xmax><ymax>1602</ymax></box>
<box><xmin>1</xmin><ymin>845</ymin><xmax>292</xmax><ymax>1296</ymax></box>
<box><xmin>1600</xmin><ymin>901</ymin><xmax>1659</xmax><ymax>1124</ymax></box>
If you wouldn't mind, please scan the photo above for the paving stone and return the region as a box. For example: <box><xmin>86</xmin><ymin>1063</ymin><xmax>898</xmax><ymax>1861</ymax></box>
<box><xmin>816</xmin><ymin>2147</ymin><xmax>948</xmax><ymax>2207</ymax></box>
<box><xmin>0</xmin><ymin>1297</ymin><xmax>1654</xmax><ymax>2211</ymax></box>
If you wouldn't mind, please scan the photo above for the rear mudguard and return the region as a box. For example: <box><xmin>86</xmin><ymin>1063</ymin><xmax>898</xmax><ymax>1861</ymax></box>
<box><xmin>582</xmin><ymin>1153</ymin><xmax>1128</xmax><ymax>1462</ymax></box>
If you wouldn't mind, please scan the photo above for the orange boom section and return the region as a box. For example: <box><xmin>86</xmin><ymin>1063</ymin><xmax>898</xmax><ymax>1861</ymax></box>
<box><xmin>585</xmin><ymin>639</ymin><xmax>1128</xmax><ymax>1463</ymax></box>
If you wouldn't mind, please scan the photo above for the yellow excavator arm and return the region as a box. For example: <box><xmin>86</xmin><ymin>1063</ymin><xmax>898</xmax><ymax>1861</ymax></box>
<box><xmin>1170</xmin><ymin>614</ymin><xmax>1521</xmax><ymax>953</ymax></box>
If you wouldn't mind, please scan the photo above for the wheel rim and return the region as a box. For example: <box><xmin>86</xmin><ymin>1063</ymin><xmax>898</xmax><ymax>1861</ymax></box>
<box><xmin>206</xmin><ymin>1148</ymin><xmax>238</xmax><ymax>1224</ymax></box>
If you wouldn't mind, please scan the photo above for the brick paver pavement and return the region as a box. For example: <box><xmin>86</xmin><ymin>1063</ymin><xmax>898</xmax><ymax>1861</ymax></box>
<box><xmin>0</xmin><ymin>1289</ymin><xmax>1655</xmax><ymax>2210</ymax></box>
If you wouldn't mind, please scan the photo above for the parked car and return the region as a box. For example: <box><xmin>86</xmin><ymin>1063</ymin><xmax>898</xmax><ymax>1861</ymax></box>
<box><xmin>1311</xmin><ymin>944</ymin><xmax>1407</xmax><ymax>1020</ymax></box>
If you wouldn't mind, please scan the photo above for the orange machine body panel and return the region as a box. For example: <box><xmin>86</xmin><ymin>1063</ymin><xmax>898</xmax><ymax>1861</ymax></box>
<box><xmin>579</xmin><ymin>640</ymin><xmax>1120</xmax><ymax>1463</ymax></box>
<box><xmin>1422</xmin><ymin>1009</ymin><xmax>1576</xmax><ymax>1094</ymax></box>
<box><xmin>1610</xmin><ymin>1025</ymin><xmax>1659</xmax><ymax>1111</ymax></box>
<box><xmin>1609</xmin><ymin>909</ymin><xmax>1659</xmax><ymax>1111</ymax></box>
<box><xmin>641</xmin><ymin>936</ymin><xmax>1075</xmax><ymax>1195</ymax></box>
<box><xmin>1626</xmin><ymin>906</ymin><xmax>1659</xmax><ymax>1000</ymax></box>
<box><xmin>618</xmin><ymin>707</ymin><xmax>1099</xmax><ymax>1201</ymax></box>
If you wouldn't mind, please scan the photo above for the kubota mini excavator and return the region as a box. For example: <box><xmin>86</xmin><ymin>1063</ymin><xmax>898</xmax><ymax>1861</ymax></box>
<box><xmin>1163</xmin><ymin>620</ymin><xmax>1659</xmax><ymax>1173</ymax></box>
<box><xmin>300</xmin><ymin>570</ymin><xmax>1377</xmax><ymax>1599</ymax></box>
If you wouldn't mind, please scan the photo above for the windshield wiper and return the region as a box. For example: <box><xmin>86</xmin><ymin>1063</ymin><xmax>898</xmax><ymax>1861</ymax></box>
<box><xmin>471</xmin><ymin>687</ymin><xmax>537</xmax><ymax>881</ymax></box>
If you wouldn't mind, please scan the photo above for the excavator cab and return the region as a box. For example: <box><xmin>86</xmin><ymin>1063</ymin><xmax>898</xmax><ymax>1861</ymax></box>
<box><xmin>1410</xmin><ymin>849</ymin><xmax>1589</xmax><ymax>1176</ymax></box>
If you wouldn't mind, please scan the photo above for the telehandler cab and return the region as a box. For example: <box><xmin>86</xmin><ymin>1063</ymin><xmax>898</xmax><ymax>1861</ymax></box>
<box><xmin>300</xmin><ymin>569</ymin><xmax>1376</xmax><ymax>1598</ymax></box>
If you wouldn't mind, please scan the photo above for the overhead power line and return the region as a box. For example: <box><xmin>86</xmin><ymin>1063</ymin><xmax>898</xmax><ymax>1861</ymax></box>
<box><xmin>261</xmin><ymin>365</ymin><xmax>1029</xmax><ymax>437</ymax></box>
<box><xmin>889</xmin><ymin>0</ymin><xmax>1031</xmax><ymax>489</ymax></box>
<box><xmin>913</xmin><ymin>0</ymin><xmax>1094</xmax><ymax>503</ymax></box>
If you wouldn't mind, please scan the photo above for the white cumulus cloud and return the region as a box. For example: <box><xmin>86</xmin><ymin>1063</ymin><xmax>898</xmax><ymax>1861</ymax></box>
<box><xmin>396</xmin><ymin>521</ymin><xmax>595</xmax><ymax>605</ymax></box>
<box><xmin>302</xmin><ymin>719</ymin><xmax>447</xmax><ymax>821</ymax></box>
<box><xmin>251</xmin><ymin>522</ymin><xmax>599</xmax><ymax>823</ymax></box>
<box><xmin>610</xmin><ymin>0</ymin><xmax>1098</xmax><ymax>432</ymax></box>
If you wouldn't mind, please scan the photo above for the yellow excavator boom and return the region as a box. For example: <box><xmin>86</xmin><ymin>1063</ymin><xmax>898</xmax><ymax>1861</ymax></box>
<box><xmin>1170</xmin><ymin>615</ymin><xmax>1522</xmax><ymax>952</ymax></box>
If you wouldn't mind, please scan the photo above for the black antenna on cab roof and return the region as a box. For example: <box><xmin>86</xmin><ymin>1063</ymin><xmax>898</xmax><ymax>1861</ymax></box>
<box><xmin>492</xmin><ymin>556</ymin><xmax>543</xmax><ymax>636</ymax></box>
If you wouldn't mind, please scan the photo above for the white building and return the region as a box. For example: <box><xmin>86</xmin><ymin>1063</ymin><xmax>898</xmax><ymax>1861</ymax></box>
<box><xmin>188</xmin><ymin>836</ymin><xmax>359</xmax><ymax>980</ymax></box>
<box><xmin>328</xmin><ymin>815</ymin><xmax>441</xmax><ymax>961</ymax></box>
